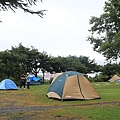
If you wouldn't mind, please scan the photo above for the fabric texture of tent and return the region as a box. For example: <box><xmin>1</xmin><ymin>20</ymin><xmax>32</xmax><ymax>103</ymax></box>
<box><xmin>47</xmin><ymin>71</ymin><xmax>100</xmax><ymax>100</ymax></box>
<box><xmin>108</xmin><ymin>74</ymin><xmax>120</xmax><ymax>82</ymax></box>
<box><xmin>0</xmin><ymin>79</ymin><xmax>18</xmax><ymax>90</ymax></box>
<box><xmin>51</xmin><ymin>73</ymin><xmax>62</xmax><ymax>84</ymax></box>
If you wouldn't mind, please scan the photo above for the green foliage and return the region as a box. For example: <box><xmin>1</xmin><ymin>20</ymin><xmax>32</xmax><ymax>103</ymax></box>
<box><xmin>0</xmin><ymin>43</ymin><xmax>52</xmax><ymax>83</ymax></box>
<box><xmin>96</xmin><ymin>63</ymin><xmax>120</xmax><ymax>82</ymax></box>
<box><xmin>102</xmin><ymin>63</ymin><xmax>120</xmax><ymax>76</ymax></box>
<box><xmin>88</xmin><ymin>62</ymin><xmax>120</xmax><ymax>82</ymax></box>
<box><xmin>10</xmin><ymin>43</ymin><xmax>51</xmax><ymax>76</ymax></box>
<box><xmin>0</xmin><ymin>50</ymin><xmax>21</xmax><ymax>79</ymax></box>
<box><xmin>93</xmin><ymin>73</ymin><xmax>107</xmax><ymax>82</ymax></box>
<box><xmin>1</xmin><ymin>43</ymin><xmax>120</xmax><ymax>82</ymax></box>
<box><xmin>44</xmin><ymin>79</ymin><xmax>51</xmax><ymax>84</ymax></box>
<box><xmin>51</xmin><ymin>55</ymin><xmax>100</xmax><ymax>74</ymax></box>
<box><xmin>87</xmin><ymin>0</ymin><xmax>120</xmax><ymax>61</ymax></box>
<box><xmin>87</xmin><ymin>76</ymin><xmax>94</xmax><ymax>82</ymax></box>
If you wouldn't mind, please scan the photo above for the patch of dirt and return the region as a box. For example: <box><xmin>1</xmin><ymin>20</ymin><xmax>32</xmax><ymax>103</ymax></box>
<box><xmin>0</xmin><ymin>101</ymin><xmax>119</xmax><ymax>113</ymax></box>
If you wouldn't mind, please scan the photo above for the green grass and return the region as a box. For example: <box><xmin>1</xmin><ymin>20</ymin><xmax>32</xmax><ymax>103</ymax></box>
<box><xmin>94</xmin><ymin>82</ymin><xmax>120</xmax><ymax>101</ymax></box>
<box><xmin>0</xmin><ymin>82</ymin><xmax>120</xmax><ymax>120</ymax></box>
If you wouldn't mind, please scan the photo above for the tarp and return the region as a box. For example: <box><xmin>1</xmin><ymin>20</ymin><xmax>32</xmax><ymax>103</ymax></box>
<box><xmin>30</xmin><ymin>76</ymin><xmax>41</xmax><ymax>82</ymax></box>
<box><xmin>32</xmin><ymin>77</ymin><xmax>41</xmax><ymax>82</ymax></box>
<box><xmin>30</xmin><ymin>75</ymin><xmax>35</xmax><ymax>80</ymax></box>
<box><xmin>0</xmin><ymin>79</ymin><xmax>18</xmax><ymax>90</ymax></box>
<box><xmin>29</xmin><ymin>75</ymin><xmax>42</xmax><ymax>85</ymax></box>
<box><xmin>47</xmin><ymin>71</ymin><xmax>100</xmax><ymax>100</ymax></box>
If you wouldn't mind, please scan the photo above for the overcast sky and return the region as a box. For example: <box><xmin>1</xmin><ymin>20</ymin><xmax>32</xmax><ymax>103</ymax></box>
<box><xmin>0</xmin><ymin>0</ymin><xmax>107</xmax><ymax>65</ymax></box>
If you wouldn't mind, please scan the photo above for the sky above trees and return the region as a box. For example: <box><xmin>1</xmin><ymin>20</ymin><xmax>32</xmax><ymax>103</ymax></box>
<box><xmin>0</xmin><ymin>0</ymin><xmax>107</xmax><ymax>65</ymax></box>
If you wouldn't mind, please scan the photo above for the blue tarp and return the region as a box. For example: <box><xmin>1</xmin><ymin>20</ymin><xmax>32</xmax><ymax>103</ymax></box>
<box><xmin>32</xmin><ymin>77</ymin><xmax>41</xmax><ymax>82</ymax></box>
<box><xmin>30</xmin><ymin>76</ymin><xmax>35</xmax><ymax>81</ymax></box>
<box><xmin>30</xmin><ymin>76</ymin><xmax>42</xmax><ymax>82</ymax></box>
<box><xmin>29</xmin><ymin>76</ymin><xmax>42</xmax><ymax>85</ymax></box>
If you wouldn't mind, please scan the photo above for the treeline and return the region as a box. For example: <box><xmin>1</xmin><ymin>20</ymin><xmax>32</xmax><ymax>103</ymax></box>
<box><xmin>0</xmin><ymin>43</ymin><xmax>120</xmax><ymax>84</ymax></box>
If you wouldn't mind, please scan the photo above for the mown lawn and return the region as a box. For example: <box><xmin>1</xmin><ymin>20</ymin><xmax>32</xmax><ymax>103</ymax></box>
<box><xmin>0</xmin><ymin>82</ymin><xmax>120</xmax><ymax>120</ymax></box>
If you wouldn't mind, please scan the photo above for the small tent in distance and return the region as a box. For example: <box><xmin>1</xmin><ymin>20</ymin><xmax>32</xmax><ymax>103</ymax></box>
<box><xmin>0</xmin><ymin>79</ymin><xmax>18</xmax><ymax>90</ymax></box>
<box><xmin>108</xmin><ymin>74</ymin><xmax>120</xmax><ymax>82</ymax></box>
<box><xmin>47</xmin><ymin>71</ymin><xmax>101</xmax><ymax>100</ymax></box>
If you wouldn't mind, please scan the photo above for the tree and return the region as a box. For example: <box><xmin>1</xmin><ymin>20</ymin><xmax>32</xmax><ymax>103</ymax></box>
<box><xmin>87</xmin><ymin>0</ymin><xmax>120</xmax><ymax>61</ymax></box>
<box><xmin>50</xmin><ymin>55</ymin><xmax>100</xmax><ymax>75</ymax></box>
<box><xmin>0</xmin><ymin>43</ymin><xmax>52</xmax><ymax>83</ymax></box>
<box><xmin>66</xmin><ymin>55</ymin><xmax>86</xmax><ymax>73</ymax></box>
<box><xmin>11</xmin><ymin>43</ymin><xmax>51</xmax><ymax>77</ymax></box>
<box><xmin>0</xmin><ymin>0</ymin><xmax>46</xmax><ymax>18</ymax></box>
<box><xmin>99</xmin><ymin>63</ymin><xmax>120</xmax><ymax>81</ymax></box>
<box><xmin>78</xmin><ymin>56</ymin><xmax>101</xmax><ymax>74</ymax></box>
<box><xmin>0</xmin><ymin>50</ymin><xmax>22</xmax><ymax>81</ymax></box>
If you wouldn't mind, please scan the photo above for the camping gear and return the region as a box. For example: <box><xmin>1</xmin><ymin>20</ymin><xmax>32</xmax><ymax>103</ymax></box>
<box><xmin>0</xmin><ymin>79</ymin><xmax>18</xmax><ymax>90</ymax></box>
<box><xmin>108</xmin><ymin>74</ymin><xmax>120</xmax><ymax>82</ymax></box>
<box><xmin>32</xmin><ymin>77</ymin><xmax>41</xmax><ymax>82</ymax></box>
<box><xmin>30</xmin><ymin>75</ymin><xmax>42</xmax><ymax>85</ymax></box>
<box><xmin>47</xmin><ymin>71</ymin><xmax>100</xmax><ymax>100</ymax></box>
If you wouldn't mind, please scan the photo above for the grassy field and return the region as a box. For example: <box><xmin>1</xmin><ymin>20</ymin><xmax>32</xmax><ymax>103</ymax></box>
<box><xmin>0</xmin><ymin>82</ymin><xmax>120</xmax><ymax>120</ymax></box>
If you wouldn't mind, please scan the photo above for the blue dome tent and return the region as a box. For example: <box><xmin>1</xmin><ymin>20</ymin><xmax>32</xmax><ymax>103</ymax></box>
<box><xmin>0</xmin><ymin>79</ymin><xmax>18</xmax><ymax>90</ymax></box>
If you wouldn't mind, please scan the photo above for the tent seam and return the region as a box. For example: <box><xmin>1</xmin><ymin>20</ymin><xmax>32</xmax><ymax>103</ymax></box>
<box><xmin>77</xmin><ymin>75</ymin><xmax>85</xmax><ymax>99</ymax></box>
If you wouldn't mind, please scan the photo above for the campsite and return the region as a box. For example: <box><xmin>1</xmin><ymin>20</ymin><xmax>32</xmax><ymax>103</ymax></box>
<box><xmin>0</xmin><ymin>82</ymin><xmax>120</xmax><ymax>120</ymax></box>
<box><xmin>0</xmin><ymin>0</ymin><xmax>120</xmax><ymax>119</ymax></box>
